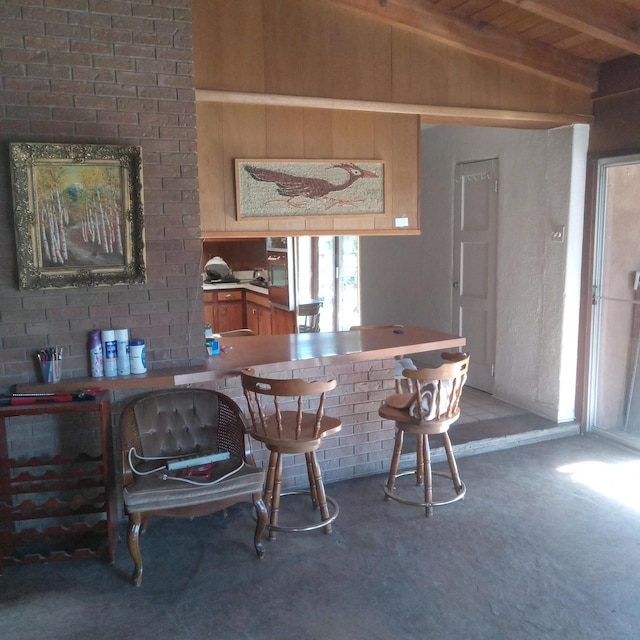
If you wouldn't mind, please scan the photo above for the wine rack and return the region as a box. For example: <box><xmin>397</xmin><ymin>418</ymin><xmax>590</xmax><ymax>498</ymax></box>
<box><xmin>0</xmin><ymin>391</ymin><xmax>117</xmax><ymax>572</ymax></box>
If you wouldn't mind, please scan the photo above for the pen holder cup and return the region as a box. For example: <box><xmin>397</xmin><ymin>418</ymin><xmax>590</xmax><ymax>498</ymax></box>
<box><xmin>39</xmin><ymin>358</ymin><xmax>62</xmax><ymax>384</ymax></box>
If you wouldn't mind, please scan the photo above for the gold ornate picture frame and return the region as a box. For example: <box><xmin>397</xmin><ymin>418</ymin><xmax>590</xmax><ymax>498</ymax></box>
<box><xmin>235</xmin><ymin>159</ymin><xmax>385</xmax><ymax>219</ymax></box>
<box><xmin>10</xmin><ymin>142</ymin><xmax>146</xmax><ymax>290</ymax></box>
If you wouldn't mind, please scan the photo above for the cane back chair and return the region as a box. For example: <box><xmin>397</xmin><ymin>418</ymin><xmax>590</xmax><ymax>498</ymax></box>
<box><xmin>120</xmin><ymin>388</ymin><xmax>267</xmax><ymax>586</ymax></box>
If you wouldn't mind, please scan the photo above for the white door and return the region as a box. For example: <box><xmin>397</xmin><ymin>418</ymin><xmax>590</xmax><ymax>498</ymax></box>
<box><xmin>453</xmin><ymin>158</ymin><xmax>498</xmax><ymax>393</ymax></box>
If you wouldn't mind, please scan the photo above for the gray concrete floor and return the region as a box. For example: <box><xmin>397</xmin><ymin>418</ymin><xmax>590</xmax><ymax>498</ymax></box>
<box><xmin>2</xmin><ymin>434</ymin><xmax>640</xmax><ymax>640</ymax></box>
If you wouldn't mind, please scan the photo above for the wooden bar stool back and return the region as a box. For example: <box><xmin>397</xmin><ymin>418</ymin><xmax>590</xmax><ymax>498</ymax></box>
<box><xmin>379</xmin><ymin>352</ymin><xmax>469</xmax><ymax>516</ymax></box>
<box><xmin>297</xmin><ymin>302</ymin><xmax>322</xmax><ymax>333</ymax></box>
<box><xmin>240</xmin><ymin>368</ymin><xmax>342</xmax><ymax>540</ymax></box>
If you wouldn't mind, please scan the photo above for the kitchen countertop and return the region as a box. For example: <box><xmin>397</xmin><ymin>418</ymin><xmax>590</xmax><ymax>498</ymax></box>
<box><xmin>202</xmin><ymin>281</ymin><xmax>268</xmax><ymax>295</ymax></box>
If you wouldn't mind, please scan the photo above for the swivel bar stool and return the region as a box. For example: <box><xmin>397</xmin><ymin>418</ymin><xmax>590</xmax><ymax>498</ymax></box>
<box><xmin>240</xmin><ymin>368</ymin><xmax>342</xmax><ymax>540</ymax></box>
<box><xmin>379</xmin><ymin>352</ymin><xmax>469</xmax><ymax>517</ymax></box>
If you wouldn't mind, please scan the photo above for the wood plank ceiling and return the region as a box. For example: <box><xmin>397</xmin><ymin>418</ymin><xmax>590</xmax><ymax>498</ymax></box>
<box><xmin>327</xmin><ymin>0</ymin><xmax>640</xmax><ymax>93</ymax></box>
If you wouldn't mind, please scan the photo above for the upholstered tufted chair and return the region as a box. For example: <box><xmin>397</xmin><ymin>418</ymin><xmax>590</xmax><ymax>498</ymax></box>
<box><xmin>119</xmin><ymin>388</ymin><xmax>267</xmax><ymax>586</ymax></box>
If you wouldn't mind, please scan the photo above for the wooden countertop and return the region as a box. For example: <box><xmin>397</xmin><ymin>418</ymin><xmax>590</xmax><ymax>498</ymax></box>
<box><xmin>202</xmin><ymin>281</ymin><xmax>268</xmax><ymax>294</ymax></box>
<box><xmin>14</xmin><ymin>326</ymin><xmax>465</xmax><ymax>394</ymax></box>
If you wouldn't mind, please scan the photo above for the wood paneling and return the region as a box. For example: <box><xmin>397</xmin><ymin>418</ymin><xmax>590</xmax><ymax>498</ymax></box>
<box><xmin>193</xmin><ymin>0</ymin><xmax>593</xmax><ymax>236</ymax></box>
<box><xmin>192</xmin><ymin>0</ymin><xmax>592</xmax><ymax>114</ymax></box>
<box><xmin>198</xmin><ymin>104</ymin><xmax>420</xmax><ymax>236</ymax></box>
<box><xmin>192</xmin><ymin>0</ymin><xmax>265</xmax><ymax>93</ymax></box>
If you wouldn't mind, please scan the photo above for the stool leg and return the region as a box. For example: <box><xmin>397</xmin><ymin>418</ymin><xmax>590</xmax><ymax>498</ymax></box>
<box><xmin>416</xmin><ymin>434</ymin><xmax>424</xmax><ymax>486</ymax></box>
<box><xmin>305</xmin><ymin>452</ymin><xmax>319</xmax><ymax>508</ymax></box>
<box><xmin>442</xmin><ymin>432</ymin><xmax>464</xmax><ymax>494</ymax></box>
<box><xmin>269</xmin><ymin>452</ymin><xmax>283</xmax><ymax>540</ymax></box>
<box><xmin>308</xmin><ymin>451</ymin><xmax>333</xmax><ymax>534</ymax></box>
<box><xmin>385</xmin><ymin>428</ymin><xmax>404</xmax><ymax>499</ymax></box>
<box><xmin>423</xmin><ymin>434</ymin><xmax>433</xmax><ymax>517</ymax></box>
<box><xmin>264</xmin><ymin>450</ymin><xmax>278</xmax><ymax>508</ymax></box>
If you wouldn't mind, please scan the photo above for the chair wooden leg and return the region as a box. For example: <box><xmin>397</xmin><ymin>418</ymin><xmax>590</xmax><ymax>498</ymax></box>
<box><xmin>308</xmin><ymin>451</ymin><xmax>333</xmax><ymax>534</ymax></box>
<box><xmin>416</xmin><ymin>434</ymin><xmax>425</xmax><ymax>486</ymax></box>
<box><xmin>253</xmin><ymin>494</ymin><xmax>268</xmax><ymax>558</ymax></box>
<box><xmin>385</xmin><ymin>428</ymin><xmax>404</xmax><ymax>499</ymax></box>
<box><xmin>269</xmin><ymin>452</ymin><xmax>283</xmax><ymax>540</ymax></box>
<box><xmin>423</xmin><ymin>434</ymin><xmax>433</xmax><ymax>517</ymax></box>
<box><xmin>127</xmin><ymin>512</ymin><xmax>144</xmax><ymax>587</ymax></box>
<box><xmin>305</xmin><ymin>452</ymin><xmax>319</xmax><ymax>508</ymax></box>
<box><xmin>442</xmin><ymin>432</ymin><xmax>464</xmax><ymax>494</ymax></box>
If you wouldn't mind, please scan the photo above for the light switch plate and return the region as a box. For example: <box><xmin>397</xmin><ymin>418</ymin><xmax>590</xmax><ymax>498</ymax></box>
<box><xmin>551</xmin><ymin>225</ymin><xmax>565</xmax><ymax>242</ymax></box>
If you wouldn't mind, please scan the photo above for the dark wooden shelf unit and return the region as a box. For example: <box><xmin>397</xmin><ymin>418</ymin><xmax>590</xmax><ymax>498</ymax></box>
<box><xmin>0</xmin><ymin>391</ymin><xmax>116</xmax><ymax>572</ymax></box>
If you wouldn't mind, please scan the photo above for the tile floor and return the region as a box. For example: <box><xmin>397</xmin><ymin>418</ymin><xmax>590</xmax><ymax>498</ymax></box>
<box><xmin>438</xmin><ymin>386</ymin><xmax>577</xmax><ymax>452</ymax></box>
<box><xmin>457</xmin><ymin>386</ymin><xmax>527</xmax><ymax>424</ymax></box>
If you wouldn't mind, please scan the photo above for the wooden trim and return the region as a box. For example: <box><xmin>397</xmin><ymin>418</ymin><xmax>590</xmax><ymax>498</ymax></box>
<box><xmin>576</xmin><ymin>156</ymin><xmax>599</xmax><ymax>427</ymax></box>
<box><xmin>196</xmin><ymin>89</ymin><xmax>593</xmax><ymax>129</ymax></box>
<box><xmin>203</xmin><ymin>229</ymin><xmax>422</xmax><ymax>239</ymax></box>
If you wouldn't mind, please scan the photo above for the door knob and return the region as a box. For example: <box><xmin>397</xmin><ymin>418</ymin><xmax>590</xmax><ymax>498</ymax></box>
<box><xmin>453</xmin><ymin>282</ymin><xmax>459</xmax><ymax>289</ymax></box>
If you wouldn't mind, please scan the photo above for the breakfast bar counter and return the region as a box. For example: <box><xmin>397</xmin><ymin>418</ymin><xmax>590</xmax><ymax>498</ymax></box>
<box><xmin>14</xmin><ymin>326</ymin><xmax>465</xmax><ymax>395</ymax></box>
<box><xmin>12</xmin><ymin>325</ymin><xmax>466</xmax><ymax>494</ymax></box>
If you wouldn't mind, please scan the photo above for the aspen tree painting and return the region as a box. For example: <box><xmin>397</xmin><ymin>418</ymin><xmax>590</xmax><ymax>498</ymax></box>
<box><xmin>10</xmin><ymin>143</ymin><xmax>146</xmax><ymax>290</ymax></box>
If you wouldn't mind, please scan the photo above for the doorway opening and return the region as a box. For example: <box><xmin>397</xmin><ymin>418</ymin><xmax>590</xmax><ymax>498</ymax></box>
<box><xmin>588</xmin><ymin>154</ymin><xmax>640</xmax><ymax>450</ymax></box>
<box><xmin>453</xmin><ymin>158</ymin><xmax>498</xmax><ymax>393</ymax></box>
<box><xmin>295</xmin><ymin>236</ymin><xmax>360</xmax><ymax>331</ymax></box>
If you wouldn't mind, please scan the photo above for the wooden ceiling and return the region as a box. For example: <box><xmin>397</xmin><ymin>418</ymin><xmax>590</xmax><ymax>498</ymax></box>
<box><xmin>327</xmin><ymin>0</ymin><xmax>640</xmax><ymax>92</ymax></box>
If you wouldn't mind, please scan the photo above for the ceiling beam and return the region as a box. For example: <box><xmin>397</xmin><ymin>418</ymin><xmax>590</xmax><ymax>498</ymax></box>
<box><xmin>322</xmin><ymin>0</ymin><xmax>598</xmax><ymax>92</ymax></box>
<box><xmin>197</xmin><ymin>89</ymin><xmax>594</xmax><ymax>129</ymax></box>
<box><xmin>502</xmin><ymin>0</ymin><xmax>640</xmax><ymax>56</ymax></box>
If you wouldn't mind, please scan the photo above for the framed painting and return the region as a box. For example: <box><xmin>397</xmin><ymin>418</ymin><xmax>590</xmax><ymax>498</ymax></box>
<box><xmin>235</xmin><ymin>159</ymin><xmax>384</xmax><ymax>219</ymax></box>
<box><xmin>10</xmin><ymin>142</ymin><xmax>146</xmax><ymax>290</ymax></box>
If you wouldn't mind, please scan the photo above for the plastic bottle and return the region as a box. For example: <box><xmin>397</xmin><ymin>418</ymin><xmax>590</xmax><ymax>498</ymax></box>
<box><xmin>129</xmin><ymin>339</ymin><xmax>146</xmax><ymax>374</ymax></box>
<box><xmin>101</xmin><ymin>329</ymin><xmax>118</xmax><ymax>377</ymax></box>
<box><xmin>88</xmin><ymin>330</ymin><xmax>104</xmax><ymax>378</ymax></box>
<box><xmin>205</xmin><ymin>324</ymin><xmax>220</xmax><ymax>356</ymax></box>
<box><xmin>115</xmin><ymin>328</ymin><xmax>130</xmax><ymax>375</ymax></box>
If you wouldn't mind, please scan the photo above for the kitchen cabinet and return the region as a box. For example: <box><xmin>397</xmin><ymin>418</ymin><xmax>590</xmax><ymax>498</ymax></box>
<box><xmin>203</xmin><ymin>287</ymin><xmax>294</xmax><ymax>336</ymax></box>
<box><xmin>204</xmin><ymin>289</ymin><xmax>245</xmax><ymax>333</ymax></box>
<box><xmin>246</xmin><ymin>291</ymin><xmax>272</xmax><ymax>336</ymax></box>
<box><xmin>271</xmin><ymin>306</ymin><xmax>297</xmax><ymax>335</ymax></box>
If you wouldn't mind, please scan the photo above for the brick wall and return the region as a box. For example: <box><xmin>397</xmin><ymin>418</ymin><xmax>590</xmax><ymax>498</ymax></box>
<box><xmin>0</xmin><ymin>0</ymin><xmax>203</xmax><ymax>395</ymax></box>
<box><xmin>202</xmin><ymin>357</ymin><xmax>399</xmax><ymax>490</ymax></box>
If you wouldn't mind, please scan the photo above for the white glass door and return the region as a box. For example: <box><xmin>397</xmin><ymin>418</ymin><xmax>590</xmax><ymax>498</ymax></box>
<box><xmin>295</xmin><ymin>236</ymin><xmax>360</xmax><ymax>331</ymax></box>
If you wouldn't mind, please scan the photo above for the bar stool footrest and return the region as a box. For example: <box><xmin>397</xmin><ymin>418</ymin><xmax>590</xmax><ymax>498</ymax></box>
<box><xmin>384</xmin><ymin>470</ymin><xmax>466</xmax><ymax>508</ymax></box>
<box><xmin>267</xmin><ymin>490</ymin><xmax>339</xmax><ymax>533</ymax></box>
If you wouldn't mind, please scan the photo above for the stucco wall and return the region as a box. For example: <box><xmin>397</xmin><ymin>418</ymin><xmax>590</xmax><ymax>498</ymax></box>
<box><xmin>361</xmin><ymin>124</ymin><xmax>589</xmax><ymax>422</ymax></box>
